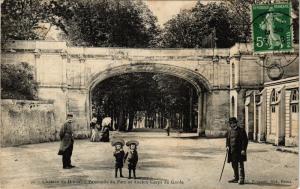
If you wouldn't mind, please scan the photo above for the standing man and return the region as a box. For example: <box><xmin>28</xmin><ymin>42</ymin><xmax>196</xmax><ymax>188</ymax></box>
<box><xmin>165</xmin><ymin>124</ymin><xmax>170</xmax><ymax>136</ymax></box>
<box><xmin>165</xmin><ymin>120</ymin><xmax>170</xmax><ymax>136</ymax></box>
<box><xmin>226</xmin><ymin>117</ymin><xmax>248</xmax><ymax>185</ymax></box>
<box><xmin>58</xmin><ymin>113</ymin><xmax>76</xmax><ymax>169</ymax></box>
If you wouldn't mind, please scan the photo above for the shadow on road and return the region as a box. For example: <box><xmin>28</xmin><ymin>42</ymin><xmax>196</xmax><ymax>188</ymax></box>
<box><xmin>134</xmin><ymin>177</ymin><xmax>167</xmax><ymax>181</ymax></box>
<box><xmin>245</xmin><ymin>180</ymin><xmax>293</xmax><ymax>187</ymax></box>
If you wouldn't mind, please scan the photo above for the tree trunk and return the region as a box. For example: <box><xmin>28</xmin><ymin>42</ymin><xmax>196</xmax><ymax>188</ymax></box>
<box><xmin>179</xmin><ymin>113</ymin><xmax>182</xmax><ymax>129</ymax></box>
<box><xmin>118</xmin><ymin>109</ymin><xmax>126</xmax><ymax>131</ymax></box>
<box><xmin>111</xmin><ymin>109</ymin><xmax>115</xmax><ymax>130</ymax></box>
<box><xmin>128</xmin><ymin>112</ymin><xmax>135</xmax><ymax>131</ymax></box>
<box><xmin>183</xmin><ymin>112</ymin><xmax>189</xmax><ymax>132</ymax></box>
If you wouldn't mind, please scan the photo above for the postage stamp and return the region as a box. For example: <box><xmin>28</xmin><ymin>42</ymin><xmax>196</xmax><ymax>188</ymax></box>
<box><xmin>252</xmin><ymin>3</ymin><xmax>294</xmax><ymax>53</ymax></box>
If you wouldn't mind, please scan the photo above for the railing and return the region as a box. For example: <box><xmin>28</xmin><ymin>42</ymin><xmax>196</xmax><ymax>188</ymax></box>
<box><xmin>2</xmin><ymin>40</ymin><xmax>67</xmax><ymax>50</ymax></box>
<box><xmin>3</xmin><ymin>40</ymin><xmax>231</xmax><ymax>57</ymax></box>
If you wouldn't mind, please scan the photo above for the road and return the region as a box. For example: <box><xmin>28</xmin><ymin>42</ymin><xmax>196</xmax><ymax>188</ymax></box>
<box><xmin>0</xmin><ymin>132</ymin><xmax>298</xmax><ymax>189</ymax></box>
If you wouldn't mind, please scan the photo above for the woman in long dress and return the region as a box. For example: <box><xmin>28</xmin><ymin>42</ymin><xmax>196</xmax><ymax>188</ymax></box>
<box><xmin>100</xmin><ymin>117</ymin><xmax>111</xmax><ymax>142</ymax></box>
<box><xmin>90</xmin><ymin>117</ymin><xmax>98</xmax><ymax>142</ymax></box>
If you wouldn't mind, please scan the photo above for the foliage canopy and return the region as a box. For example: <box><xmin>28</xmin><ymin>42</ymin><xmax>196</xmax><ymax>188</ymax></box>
<box><xmin>1</xmin><ymin>62</ymin><xmax>38</xmax><ymax>100</ymax></box>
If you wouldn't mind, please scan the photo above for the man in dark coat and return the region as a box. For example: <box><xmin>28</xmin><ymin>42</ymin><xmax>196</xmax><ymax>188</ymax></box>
<box><xmin>226</xmin><ymin>117</ymin><xmax>248</xmax><ymax>185</ymax></box>
<box><xmin>58</xmin><ymin>114</ymin><xmax>75</xmax><ymax>169</ymax></box>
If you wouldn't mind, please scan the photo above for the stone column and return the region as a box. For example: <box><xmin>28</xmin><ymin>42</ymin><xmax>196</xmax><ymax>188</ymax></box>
<box><xmin>197</xmin><ymin>92</ymin><xmax>204</xmax><ymax>136</ymax></box>
<box><xmin>198</xmin><ymin>91</ymin><xmax>207</xmax><ymax>136</ymax></box>
<box><xmin>260</xmin><ymin>89</ymin><xmax>267</xmax><ymax>142</ymax></box>
<box><xmin>68</xmin><ymin>88</ymin><xmax>89</xmax><ymax>138</ymax></box>
<box><xmin>189</xmin><ymin>87</ymin><xmax>193</xmax><ymax>130</ymax></box>
<box><xmin>253</xmin><ymin>93</ymin><xmax>257</xmax><ymax>141</ymax></box>
<box><xmin>277</xmin><ymin>88</ymin><xmax>286</xmax><ymax>145</ymax></box>
<box><xmin>34</xmin><ymin>49</ymin><xmax>41</xmax><ymax>84</ymax></box>
<box><xmin>79</xmin><ymin>56</ymin><xmax>86</xmax><ymax>86</ymax></box>
<box><xmin>60</xmin><ymin>50</ymin><xmax>68</xmax><ymax>87</ymax></box>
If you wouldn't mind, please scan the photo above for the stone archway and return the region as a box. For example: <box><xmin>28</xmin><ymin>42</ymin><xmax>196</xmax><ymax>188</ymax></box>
<box><xmin>1</xmin><ymin>40</ymin><xmax>231</xmax><ymax>138</ymax></box>
<box><xmin>86</xmin><ymin>63</ymin><xmax>212</xmax><ymax>136</ymax></box>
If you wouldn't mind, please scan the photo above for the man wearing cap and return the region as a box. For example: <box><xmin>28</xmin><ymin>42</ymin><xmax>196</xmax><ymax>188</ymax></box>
<box><xmin>226</xmin><ymin>117</ymin><xmax>248</xmax><ymax>185</ymax></box>
<box><xmin>58</xmin><ymin>114</ymin><xmax>75</xmax><ymax>169</ymax></box>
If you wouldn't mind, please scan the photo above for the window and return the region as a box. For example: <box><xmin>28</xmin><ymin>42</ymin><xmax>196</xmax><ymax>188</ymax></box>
<box><xmin>290</xmin><ymin>89</ymin><xmax>299</xmax><ymax>113</ymax></box>
<box><xmin>255</xmin><ymin>94</ymin><xmax>261</xmax><ymax>103</ymax></box>
<box><xmin>291</xmin><ymin>89</ymin><xmax>299</xmax><ymax>102</ymax></box>
<box><xmin>291</xmin><ymin>104</ymin><xmax>298</xmax><ymax>113</ymax></box>
<box><xmin>271</xmin><ymin>89</ymin><xmax>277</xmax><ymax>103</ymax></box>
<box><xmin>271</xmin><ymin>106</ymin><xmax>276</xmax><ymax>112</ymax></box>
<box><xmin>231</xmin><ymin>63</ymin><xmax>235</xmax><ymax>87</ymax></box>
<box><xmin>270</xmin><ymin>89</ymin><xmax>277</xmax><ymax>114</ymax></box>
<box><xmin>290</xmin><ymin>89</ymin><xmax>299</xmax><ymax>137</ymax></box>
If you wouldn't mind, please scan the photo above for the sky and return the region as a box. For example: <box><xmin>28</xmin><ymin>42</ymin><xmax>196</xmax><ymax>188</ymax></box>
<box><xmin>144</xmin><ymin>0</ymin><xmax>224</xmax><ymax>26</ymax></box>
<box><xmin>144</xmin><ymin>0</ymin><xmax>198</xmax><ymax>26</ymax></box>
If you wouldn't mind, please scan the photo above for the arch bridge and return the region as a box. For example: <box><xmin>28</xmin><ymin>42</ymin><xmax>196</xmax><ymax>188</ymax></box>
<box><xmin>2</xmin><ymin>41</ymin><xmax>231</xmax><ymax>137</ymax></box>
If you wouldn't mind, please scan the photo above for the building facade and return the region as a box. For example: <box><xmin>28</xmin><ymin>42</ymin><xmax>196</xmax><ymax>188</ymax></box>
<box><xmin>244</xmin><ymin>77</ymin><xmax>299</xmax><ymax>146</ymax></box>
<box><xmin>234</xmin><ymin>43</ymin><xmax>299</xmax><ymax>146</ymax></box>
<box><xmin>2</xmin><ymin>41</ymin><xmax>298</xmax><ymax>144</ymax></box>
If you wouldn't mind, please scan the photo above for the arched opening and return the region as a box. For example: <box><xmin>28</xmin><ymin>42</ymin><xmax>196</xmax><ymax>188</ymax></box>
<box><xmin>86</xmin><ymin>63</ymin><xmax>211</xmax><ymax>135</ymax></box>
<box><xmin>90</xmin><ymin>72</ymin><xmax>199</xmax><ymax>132</ymax></box>
<box><xmin>270</xmin><ymin>89</ymin><xmax>277</xmax><ymax>135</ymax></box>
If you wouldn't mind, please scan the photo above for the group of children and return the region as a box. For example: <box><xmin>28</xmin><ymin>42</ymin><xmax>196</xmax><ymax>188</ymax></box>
<box><xmin>112</xmin><ymin>139</ymin><xmax>139</xmax><ymax>179</ymax></box>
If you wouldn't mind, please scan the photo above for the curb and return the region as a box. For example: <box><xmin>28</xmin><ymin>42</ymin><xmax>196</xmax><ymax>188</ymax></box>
<box><xmin>276</xmin><ymin>147</ymin><xmax>298</xmax><ymax>154</ymax></box>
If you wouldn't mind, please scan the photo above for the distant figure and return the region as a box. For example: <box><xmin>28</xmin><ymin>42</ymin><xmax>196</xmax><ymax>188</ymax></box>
<box><xmin>90</xmin><ymin>117</ymin><xmax>100</xmax><ymax>142</ymax></box>
<box><xmin>226</xmin><ymin>117</ymin><xmax>248</xmax><ymax>185</ymax></box>
<box><xmin>124</xmin><ymin>140</ymin><xmax>139</xmax><ymax>179</ymax></box>
<box><xmin>165</xmin><ymin>122</ymin><xmax>170</xmax><ymax>136</ymax></box>
<box><xmin>100</xmin><ymin>117</ymin><xmax>111</xmax><ymax>142</ymax></box>
<box><xmin>112</xmin><ymin>139</ymin><xmax>125</xmax><ymax>178</ymax></box>
<box><xmin>58</xmin><ymin>113</ymin><xmax>76</xmax><ymax>169</ymax></box>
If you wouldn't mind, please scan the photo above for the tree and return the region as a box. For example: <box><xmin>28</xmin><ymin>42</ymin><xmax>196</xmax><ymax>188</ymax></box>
<box><xmin>158</xmin><ymin>10</ymin><xmax>199</xmax><ymax>48</ymax></box>
<box><xmin>160</xmin><ymin>2</ymin><xmax>238</xmax><ymax>48</ymax></box>
<box><xmin>1</xmin><ymin>0</ymin><xmax>53</xmax><ymax>43</ymax></box>
<box><xmin>49</xmin><ymin>0</ymin><xmax>160</xmax><ymax>47</ymax></box>
<box><xmin>1</xmin><ymin>0</ymin><xmax>160</xmax><ymax>47</ymax></box>
<box><xmin>91</xmin><ymin>73</ymin><xmax>198</xmax><ymax>132</ymax></box>
<box><xmin>160</xmin><ymin>0</ymin><xmax>300</xmax><ymax>48</ymax></box>
<box><xmin>1</xmin><ymin>62</ymin><xmax>38</xmax><ymax>100</ymax></box>
<box><xmin>92</xmin><ymin>73</ymin><xmax>159</xmax><ymax>131</ymax></box>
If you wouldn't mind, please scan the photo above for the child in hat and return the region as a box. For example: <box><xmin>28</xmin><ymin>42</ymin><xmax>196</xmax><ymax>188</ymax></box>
<box><xmin>112</xmin><ymin>139</ymin><xmax>125</xmax><ymax>178</ymax></box>
<box><xmin>124</xmin><ymin>140</ymin><xmax>139</xmax><ymax>179</ymax></box>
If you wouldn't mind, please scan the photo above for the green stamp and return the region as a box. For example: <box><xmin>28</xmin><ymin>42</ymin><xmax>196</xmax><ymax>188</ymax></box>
<box><xmin>252</xmin><ymin>3</ymin><xmax>293</xmax><ymax>53</ymax></box>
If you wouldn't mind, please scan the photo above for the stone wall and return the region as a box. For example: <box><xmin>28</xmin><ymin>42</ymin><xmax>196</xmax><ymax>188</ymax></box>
<box><xmin>205</xmin><ymin>90</ymin><xmax>230</xmax><ymax>137</ymax></box>
<box><xmin>1</xmin><ymin>40</ymin><xmax>231</xmax><ymax>137</ymax></box>
<box><xmin>0</xmin><ymin>100</ymin><xmax>58</xmax><ymax>147</ymax></box>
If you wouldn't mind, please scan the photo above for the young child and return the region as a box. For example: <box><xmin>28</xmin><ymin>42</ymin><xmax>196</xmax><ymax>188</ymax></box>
<box><xmin>111</xmin><ymin>139</ymin><xmax>125</xmax><ymax>178</ymax></box>
<box><xmin>124</xmin><ymin>140</ymin><xmax>139</xmax><ymax>179</ymax></box>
